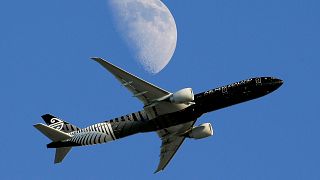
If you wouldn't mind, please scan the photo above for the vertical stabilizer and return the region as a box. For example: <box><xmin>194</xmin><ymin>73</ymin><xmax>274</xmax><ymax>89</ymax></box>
<box><xmin>41</xmin><ymin>114</ymin><xmax>80</xmax><ymax>133</ymax></box>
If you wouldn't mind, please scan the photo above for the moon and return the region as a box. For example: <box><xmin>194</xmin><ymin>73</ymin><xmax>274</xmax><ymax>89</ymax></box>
<box><xmin>108</xmin><ymin>0</ymin><xmax>177</xmax><ymax>74</ymax></box>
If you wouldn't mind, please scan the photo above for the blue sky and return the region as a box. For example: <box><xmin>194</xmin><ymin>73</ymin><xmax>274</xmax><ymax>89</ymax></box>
<box><xmin>1</xmin><ymin>0</ymin><xmax>320</xmax><ymax>179</ymax></box>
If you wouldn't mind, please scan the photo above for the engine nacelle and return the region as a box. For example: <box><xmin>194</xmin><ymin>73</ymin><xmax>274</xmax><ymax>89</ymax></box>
<box><xmin>170</xmin><ymin>88</ymin><xmax>194</xmax><ymax>104</ymax></box>
<box><xmin>187</xmin><ymin>123</ymin><xmax>214</xmax><ymax>139</ymax></box>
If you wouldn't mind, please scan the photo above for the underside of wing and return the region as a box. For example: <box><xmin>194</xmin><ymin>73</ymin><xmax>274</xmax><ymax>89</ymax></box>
<box><xmin>92</xmin><ymin>57</ymin><xmax>171</xmax><ymax>105</ymax></box>
<box><xmin>155</xmin><ymin>120</ymin><xmax>196</xmax><ymax>173</ymax></box>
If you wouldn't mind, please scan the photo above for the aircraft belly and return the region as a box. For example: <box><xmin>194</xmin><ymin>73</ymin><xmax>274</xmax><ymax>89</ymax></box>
<box><xmin>109</xmin><ymin>106</ymin><xmax>202</xmax><ymax>139</ymax></box>
<box><xmin>144</xmin><ymin>102</ymin><xmax>190</xmax><ymax>119</ymax></box>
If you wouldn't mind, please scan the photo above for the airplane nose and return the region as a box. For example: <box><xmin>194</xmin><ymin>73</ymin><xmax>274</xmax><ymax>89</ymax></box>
<box><xmin>275</xmin><ymin>78</ymin><xmax>284</xmax><ymax>85</ymax></box>
<box><xmin>272</xmin><ymin>78</ymin><xmax>284</xmax><ymax>89</ymax></box>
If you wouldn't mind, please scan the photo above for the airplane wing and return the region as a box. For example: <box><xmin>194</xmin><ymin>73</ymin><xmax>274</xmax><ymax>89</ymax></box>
<box><xmin>92</xmin><ymin>57</ymin><xmax>171</xmax><ymax>105</ymax></box>
<box><xmin>155</xmin><ymin>120</ymin><xmax>196</xmax><ymax>173</ymax></box>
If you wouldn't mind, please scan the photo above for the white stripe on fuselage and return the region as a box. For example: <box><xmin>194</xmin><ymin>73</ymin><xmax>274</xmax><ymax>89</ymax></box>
<box><xmin>67</xmin><ymin>110</ymin><xmax>149</xmax><ymax>145</ymax></box>
<box><xmin>68</xmin><ymin>122</ymin><xmax>116</xmax><ymax>146</ymax></box>
<box><xmin>107</xmin><ymin>122</ymin><xmax>115</xmax><ymax>140</ymax></box>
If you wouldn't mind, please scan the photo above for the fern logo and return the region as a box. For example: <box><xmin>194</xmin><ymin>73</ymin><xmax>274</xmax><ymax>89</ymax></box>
<box><xmin>48</xmin><ymin>118</ymin><xmax>64</xmax><ymax>131</ymax></box>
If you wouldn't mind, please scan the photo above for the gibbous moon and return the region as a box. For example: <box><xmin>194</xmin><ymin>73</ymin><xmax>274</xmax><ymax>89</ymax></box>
<box><xmin>108</xmin><ymin>0</ymin><xmax>177</xmax><ymax>74</ymax></box>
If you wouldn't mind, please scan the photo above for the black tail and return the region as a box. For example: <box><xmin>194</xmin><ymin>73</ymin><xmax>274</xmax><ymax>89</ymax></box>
<box><xmin>41</xmin><ymin>114</ymin><xmax>80</xmax><ymax>133</ymax></box>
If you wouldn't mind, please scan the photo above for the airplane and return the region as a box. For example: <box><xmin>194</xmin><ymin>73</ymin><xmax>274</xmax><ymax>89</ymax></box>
<box><xmin>34</xmin><ymin>57</ymin><xmax>283</xmax><ymax>173</ymax></box>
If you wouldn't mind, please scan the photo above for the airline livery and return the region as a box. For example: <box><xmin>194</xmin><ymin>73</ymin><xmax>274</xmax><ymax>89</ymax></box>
<box><xmin>34</xmin><ymin>58</ymin><xmax>283</xmax><ymax>173</ymax></box>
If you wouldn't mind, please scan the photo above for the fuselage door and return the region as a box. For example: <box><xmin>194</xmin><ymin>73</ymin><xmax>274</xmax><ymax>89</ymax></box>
<box><xmin>255</xmin><ymin>78</ymin><xmax>262</xmax><ymax>85</ymax></box>
<box><xmin>222</xmin><ymin>86</ymin><xmax>228</xmax><ymax>93</ymax></box>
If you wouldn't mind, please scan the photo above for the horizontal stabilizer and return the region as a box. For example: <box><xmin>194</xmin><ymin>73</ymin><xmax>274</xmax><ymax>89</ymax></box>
<box><xmin>55</xmin><ymin>147</ymin><xmax>72</xmax><ymax>164</ymax></box>
<box><xmin>34</xmin><ymin>123</ymin><xmax>71</xmax><ymax>142</ymax></box>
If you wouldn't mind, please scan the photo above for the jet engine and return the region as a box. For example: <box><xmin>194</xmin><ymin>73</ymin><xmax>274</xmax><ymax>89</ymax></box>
<box><xmin>169</xmin><ymin>88</ymin><xmax>194</xmax><ymax>104</ymax></box>
<box><xmin>186</xmin><ymin>123</ymin><xmax>214</xmax><ymax>139</ymax></box>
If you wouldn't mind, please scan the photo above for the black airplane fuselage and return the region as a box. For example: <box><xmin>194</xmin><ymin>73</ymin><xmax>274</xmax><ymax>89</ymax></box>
<box><xmin>105</xmin><ymin>77</ymin><xmax>283</xmax><ymax>139</ymax></box>
<box><xmin>47</xmin><ymin>77</ymin><xmax>283</xmax><ymax>148</ymax></box>
<box><xmin>195</xmin><ymin>77</ymin><xmax>283</xmax><ymax>114</ymax></box>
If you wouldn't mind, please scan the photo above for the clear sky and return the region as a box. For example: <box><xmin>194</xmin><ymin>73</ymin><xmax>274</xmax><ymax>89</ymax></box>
<box><xmin>1</xmin><ymin>0</ymin><xmax>319</xmax><ymax>179</ymax></box>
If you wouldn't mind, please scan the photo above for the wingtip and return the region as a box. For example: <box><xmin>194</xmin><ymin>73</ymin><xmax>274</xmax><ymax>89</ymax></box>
<box><xmin>90</xmin><ymin>57</ymin><xmax>103</xmax><ymax>61</ymax></box>
<box><xmin>91</xmin><ymin>57</ymin><xmax>119</xmax><ymax>70</ymax></box>
<box><xmin>54</xmin><ymin>160</ymin><xmax>61</xmax><ymax>164</ymax></box>
<box><xmin>154</xmin><ymin>168</ymin><xmax>162</xmax><ymax>174</ymax></box>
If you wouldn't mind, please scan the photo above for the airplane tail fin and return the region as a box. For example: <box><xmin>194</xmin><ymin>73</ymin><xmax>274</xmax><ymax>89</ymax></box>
<box><xmin>34</xmin><ymin>123</ymin><xmax>73</xmax><ymax>163</ymax></box>
<box><xmin>41</xmin><ymin>114</ymin><xmax>80</xmax><ymax>133</ymax></box>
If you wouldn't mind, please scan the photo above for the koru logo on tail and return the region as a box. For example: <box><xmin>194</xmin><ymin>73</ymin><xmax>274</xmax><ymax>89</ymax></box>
<box><xmin>49</xmin><ymin>118</ymin><xmax>64</xmax><ymax>131</ymax></box>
